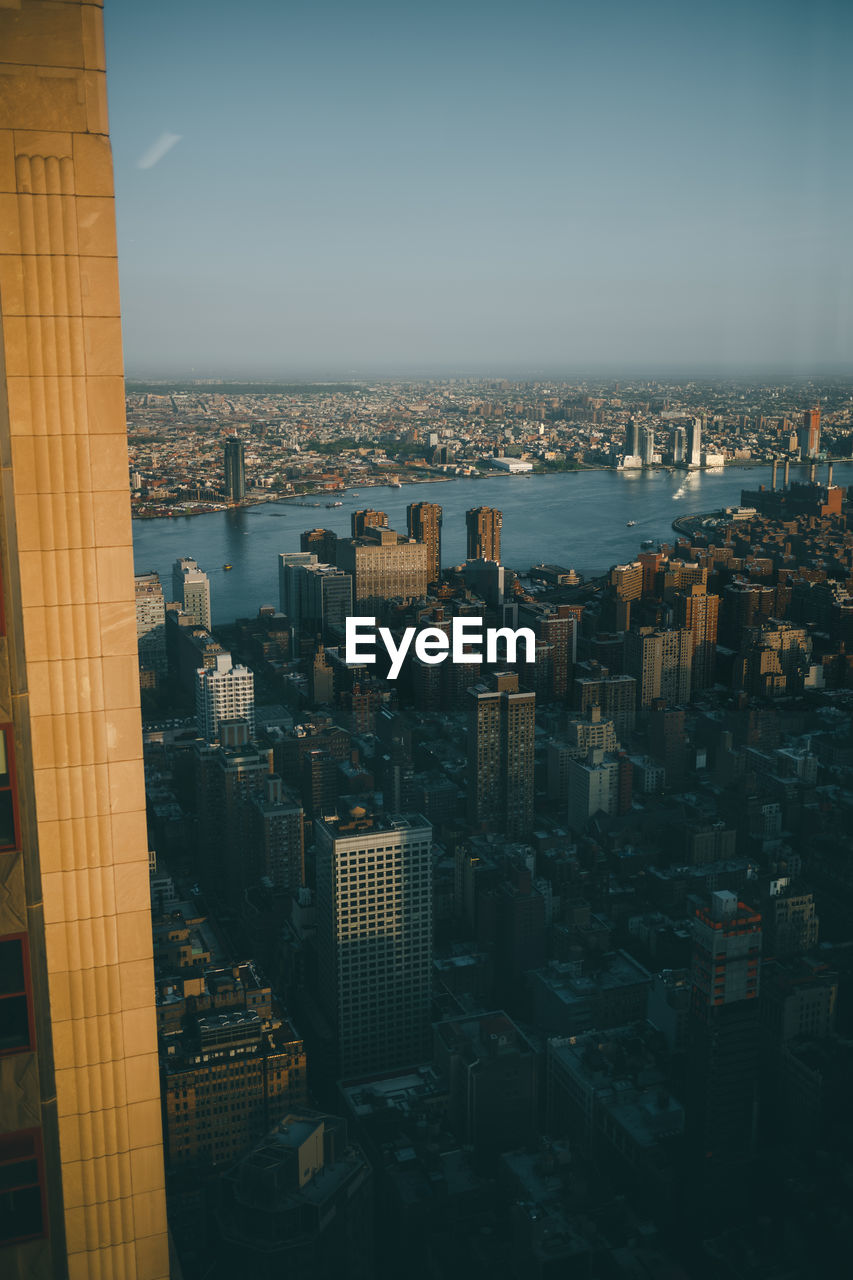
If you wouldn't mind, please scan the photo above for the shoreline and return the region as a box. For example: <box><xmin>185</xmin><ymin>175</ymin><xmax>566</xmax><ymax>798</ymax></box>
<box><xmin>130</xmin><ymin>456</ymin><xmax>845</xmax><ymax>522</ymax></box>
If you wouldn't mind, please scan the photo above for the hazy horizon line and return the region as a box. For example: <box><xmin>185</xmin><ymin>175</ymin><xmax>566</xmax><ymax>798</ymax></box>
<box><xmin>124</xmin><ymin>364</ymin><xmax>853</xmax><ymax>386</ymax></box>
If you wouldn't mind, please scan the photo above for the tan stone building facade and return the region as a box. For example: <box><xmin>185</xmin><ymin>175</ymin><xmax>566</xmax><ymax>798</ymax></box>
<box><xmin>336</xmin><ymin>527</ymin><xmax>428</xmax><ymax>612</ymax></box>
<box><xmin>0</xmin><ymin>3</ymin><xmax>169</xmax><ymax>1277</ymax></box>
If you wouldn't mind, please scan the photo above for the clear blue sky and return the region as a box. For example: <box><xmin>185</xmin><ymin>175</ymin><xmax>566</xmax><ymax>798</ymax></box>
<box><xmin>104</xmin><ymin>0</ymin><xmax>853</xmax><ymax>379</ymax></box>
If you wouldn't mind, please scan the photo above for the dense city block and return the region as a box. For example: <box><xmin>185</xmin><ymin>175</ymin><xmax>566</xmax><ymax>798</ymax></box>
<box><xmin>134</xmin><ymin>416</ymin><xmax>853</xmax><ymax>1277</ymax></box>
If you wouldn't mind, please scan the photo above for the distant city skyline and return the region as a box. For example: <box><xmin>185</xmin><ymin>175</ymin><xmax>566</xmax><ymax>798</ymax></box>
<box><xmin>105</xmin><ymin>0</ymin><xmax>853</xmax><ymax>377</ymax></box>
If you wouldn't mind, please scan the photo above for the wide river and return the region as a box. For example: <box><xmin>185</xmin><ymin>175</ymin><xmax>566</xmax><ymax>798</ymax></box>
<box><xmin>132</xmin><ymin>462</ymin><xmax>849</xmax><ymax>623</ymax></box>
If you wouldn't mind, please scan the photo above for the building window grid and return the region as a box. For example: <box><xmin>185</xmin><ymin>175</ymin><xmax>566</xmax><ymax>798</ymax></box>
<box><xmin>0</xmin><ymin>727</ymin><xmax>20</xmax><ymax>852</ymax></box>
<box><xmin>0</xmin><ymin>934</ymin><xmax>35</xmax><ymax>1056</ymax></box>
<box><xmin>0</xmin><ymin>1129</ymin><xmax>46</xmax><ymax>1246</ymax></box>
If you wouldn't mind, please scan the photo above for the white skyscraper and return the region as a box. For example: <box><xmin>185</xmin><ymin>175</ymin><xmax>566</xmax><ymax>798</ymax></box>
<box><xmin>316</xmin><ymin>813</ymin><xmax>433</xmax><ymax>1077</ymax></box>
<box><xmin>196</xmin><ymin>652</ymin><xmax>255</xmax><ymax>741</ymax></box>
<box><xmin>688</xmin><ymin>416</ymin><xmax>702</xmax><ymax>469</ymax></box>
<box><xmin>173</xmin><ymin>556</ymin><xmax>212</xmax><ymax>629</ymax></box>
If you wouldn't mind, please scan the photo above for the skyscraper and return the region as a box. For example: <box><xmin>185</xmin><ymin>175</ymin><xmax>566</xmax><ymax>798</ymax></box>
<box><xmin>301</xmin><ymin>527</ymin><xmax>339</xmax><ymax>563</ymax></box>
<box><xmin>466</xmin><ymin>507</ymin><xmax>502</xmax><ymax>562</ymax></box>
<box><xmin>407</xmin><ymin>502</ymin><xmax>442</xmax><ymax>583</ymax></box>
<box><xmin>194</xmin><ymin>725</ymin><xmax>272</xmax><ymax>897</ymax></box>
<box><xmin>224</xmin><ymin>434</ymin><xmax>246</xmax><ymax>501</ymax></box>
<box><xmin>673</xmin><ymin>583</ymin><xmax>719</xmax><ymax>691</ymax></box>
<box><xmin>135</xmin><ymin>570</ymin><xmax>168</xmax><ymax>681</ymax></box>
<box><xmin>639</xmin><ymin>425</ymin><xmax>655</xmax><ymax>466</ymax></box>
<box><xmin>687</xmin><ymin>415</ymin><xmax>702</xmax><ymax>468</ymax></box>
<box><xmin>467</xmin><ymin>672</ymin><xmax>535</xmax><ymax>838</ymax></box>
<box><xmin>799</xmin><ymin>406</ymin><xmax>821</xmax><ymax>459</ymax></box>
<box><xmin>0</xmin><ymin>3</ymin><xmax>168</xmax><ymax>1273</ymax></box>
<box><xmin>279</xmin><ymin>557</ymin><xmax>353</xmax><ymax>641</ymax></box>
<box><xmin>624</xmin><ymin>626</ymin><xmax>693</xmax><ymax>711</ymax></box>
<box><xmin>172</xmin><ymin>555</ymin><xmax>212</xmax><ymax>629</ymax></box>
<box><xmin>335</xmin><ymin>528</ymin><xmax>428</xmax><ymax>613</ymax></box>
<box><xmin>278</xmin><ymin>550</ymin><xmax>321</xmax><ymax>620</ymax></box>
<box><xmin>251</xmin><ymin>775</ymin><xmax>305</xmax><ymax>892</ymax></box>
<box><xmin>688</xmin><ymin>891</ymin><xmax>762</xmax><ymax>1159</ymax></box>
<box><xmin>315</xmin><ymin>813</ymin><xmax>433</xmax><ymax>1076</ymax></box>
<box><xmin>196</xmin><ymin>653</ymin><xmax>256</xmax><ymax>741</ymax></box>
<box><xmin>670</xmin><ymin>424</ymin><xmax>686</xmax><ymax>464</ymax></box>
<box><xmin>351</xmin><ymin>509</ymin><xmax>388</xmax><ymax>537</ymax></box>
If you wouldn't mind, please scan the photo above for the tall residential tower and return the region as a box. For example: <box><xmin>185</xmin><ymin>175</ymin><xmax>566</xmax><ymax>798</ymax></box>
<box><xmin>466</xmin><ymin>507</ymin><xmax>502</xmax><ymax>562</ymax></box>
<box><xmin>467</xmin><ymin>672</ymin><xmax>535</xmax><ymax>838</ymax></box>
<box><xmin>172</xmin><ymin>555</ymin><xmax>212</xmax><ymax>629</ymax></box>
<box><xmin>407</xmin><ymin>502</ymin><xmax>442</xmax><ymax>584</ymax></box>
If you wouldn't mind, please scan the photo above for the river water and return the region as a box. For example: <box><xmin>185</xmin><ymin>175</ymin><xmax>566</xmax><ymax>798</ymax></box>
<box><xmin>132</xmin><ymin>462</ymin><xmax>849</xmax><ymax>623</ymax></box>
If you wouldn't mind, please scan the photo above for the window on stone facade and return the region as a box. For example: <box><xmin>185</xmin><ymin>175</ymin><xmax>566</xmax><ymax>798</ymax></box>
<box><xmin>0</xmin><ymin>1129</ymin><xmax>45</xmax><ymax>1245</ymax></box>
<box><xmin>0</xmin><ymin>936</ymin><xmax>35</xmax><ymax>1055</ymax></box>
<box><xmin>0</xmin><ymin>727</ymin><xmax>19</xmax><ymax>851</ymax></box>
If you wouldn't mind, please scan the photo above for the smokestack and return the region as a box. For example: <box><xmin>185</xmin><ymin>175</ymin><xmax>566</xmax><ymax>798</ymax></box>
<box><xmin>810</xmin><ymin>462</ymin><xmax>816</xmax><ymax>484</ymax></box>
<box><xmin>828</xmin><ymin>463</ymin><xmax>834</xmax><ymax>487</ymax></box>
<box><xmin>784</xmin><ymin>459</ymin><xmax>790</xmax><ymax>487</ymax></box>
<box><xmin>771</xmin><ymin>460</ymin><xmax>777</xmax><ymax>490</ymax></box>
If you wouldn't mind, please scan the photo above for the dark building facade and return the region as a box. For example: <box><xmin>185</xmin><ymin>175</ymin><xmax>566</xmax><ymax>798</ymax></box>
<box><xmin>466</xmin><ymin>506</ymin><xmax>502</xmax><ymax>562</ymax></box>
<box><xmin>224</xmin><ymin>435</ymin><xmax>246</xmax><ymax>501</ymax></box>
<box><xmin>407</xmin><ymin>501</ymin><xmax>443</xmax><ymax>584</ymax></box>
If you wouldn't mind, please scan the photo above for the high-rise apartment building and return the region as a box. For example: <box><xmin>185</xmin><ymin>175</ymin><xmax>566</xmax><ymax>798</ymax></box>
<box><xmin>315</xmin><ymin>813</ymin><xmax>433</xmax><ymax>1076</ymax></box>
<box><xmin>172</xmin><ymin>555</ymin><xmax>212</xmax><ymax>629</ymax></box>
<box><xmin>224</xmin><ymin>435</ymin><xmax>246</xmax><ymax>501</ymax></box>
<box><xmin>467</xmin><ymin>673</ymin><xmax>535</xmax><ymax>838</ymax></box>
<box><xmin>567</xmin><ymin>747</ymin><xmax>621</xmax><ymax>830</ymax></box>
<box><xmin>798</xmin><ymin>406</ymin><xmax>820</xmax><ymax>459</ymax></box>
<box><xmin>688</xmin><ymin>415</ymin><xmax>702</xmax><ymax>468</ymax></box>
<box><xmin>659</xmin><ymin>559</ymin><xmax>707</xmax><ymax>601</ymax></box>
<box><xmin>407</xmin><ymin>502</ymin><xmax>442</xmax><ymax>583</ymax></box>
<box><xmin>518</xmin><ymin>602</ymin><xmax>574</xmax><ymax>700</ymax></box>
<box><xmin>624</xmin><ymin>627</ymin><xmax>693</xmax><ymax>712</ymax></box>
<box><xmin>195</xmin><ymin>728</ymin><xmax>272</xmax><ymax>897</ymax></box>
<box><xmin>251</xmin><ymin>774</ymin><xmax>305</xmax><ymax>892</ymax></box>
<box><xmin>335</xmin><ymin>528</ymin><xmax>428</xmax><ymax>612</ymax></box>
<box><xmin>688</xmin><ymin>891</ymin><xmax>762</xmax><ymax>1160</ymax></box>
<box><xmin>301</xmin><ymin>527</ymin><xmax>339</xmax><ymax>563</ymax></box>
<box><xmin>639</xmin><ymin>425</ymin><xmax>655</xmax><ymax>466</ymax></box>
<box><xmin>278</xmin><ymin>550</ymin><xmax>321</xmax><ymax>620</ymax></box>
<box><xmin>135</xmin><ymin>570</ymin><xmax>168</xmax><ymax>681</ymax></box>
<box><xmin>670</xmin><ymin>424</ymin><xmax>686</xmax><ymax>464</ymax></box>
<box><xmin>466</xmin><ymin>507</ymin><xmax>502</xmax><ymax>562</ymax></box>
<box><xmin>0</xmin><ymin>4</ymin><xmax>168</xmax><ymax>1274</ymax></box>
<box><xmin>278</xmin><ymin>555</ymin><xmax>352</xmax><ymax>641</ymax></box>
<box><xmin>673</xmin><ymin>583</ymin><xmax>719</xmax><ymax>692</ymax></box>
<box><xmin>573</xmin><ymin>671</ymin><xmax>637</xmax><ymax>740</ymax></box>
<box><xmin>735</xmin><ymin>619</ymin><xmax>812</xmax><ymax>698</ymax></box>
<box><xmin>610</xmin><ymin>561</ymin><xmax>644</xmax><ymax>602</ymax></box>
<box><xmin>624</xmin><ymin>417</ymin><xmax>640</xmax><ymax>458</ymax></box>
<box><xmin>196</xmin><ymin>653</ymin><xmax>255</xmax><ymax>741</ymax></box>
<box><xmin>351</xmin><ymin>508</ymin><xmax>388</xmax><ymax>538</ymax></box>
